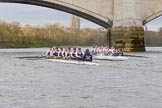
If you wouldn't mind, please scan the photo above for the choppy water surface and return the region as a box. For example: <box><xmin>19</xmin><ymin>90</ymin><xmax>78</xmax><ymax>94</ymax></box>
<box><xmin>0</xmin><ymin>47</ymin><xmax>162</xmax><ymax>108</ymax></box>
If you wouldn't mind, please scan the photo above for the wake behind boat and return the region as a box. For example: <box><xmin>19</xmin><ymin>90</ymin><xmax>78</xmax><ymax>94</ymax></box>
<box><xmin>48</xmin><ymin>59</ymin><xmax>99</xmax><ymax>66</ymax></box>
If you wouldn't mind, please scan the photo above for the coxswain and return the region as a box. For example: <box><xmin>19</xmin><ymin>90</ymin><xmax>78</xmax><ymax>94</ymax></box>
<box><xmin>83</xmin><ymin>49</ymin><xmax>92</xmax><ymax>62</ymax></box>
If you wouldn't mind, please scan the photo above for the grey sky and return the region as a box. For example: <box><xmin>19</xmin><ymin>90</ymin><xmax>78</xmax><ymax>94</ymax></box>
<box><xmin>147</xmin><ymin>17</ymin><xmax>162</xmax><ymax>31</ymax></box>
<box><xmin>0</xmin><ymin>3</ymin><xmax>162</xmax><ymax>31</ymax></box>
<box><xmin>0</xmin><ymin>3</ymin><xmax>100</xmax><ymax>28</ymax></box>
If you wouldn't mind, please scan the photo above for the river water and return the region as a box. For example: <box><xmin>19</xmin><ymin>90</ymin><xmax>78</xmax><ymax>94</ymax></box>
<box><xmin>0</xmin><ymin>47</ymin><xmax>162</xmax><ymax>108</ymax></box>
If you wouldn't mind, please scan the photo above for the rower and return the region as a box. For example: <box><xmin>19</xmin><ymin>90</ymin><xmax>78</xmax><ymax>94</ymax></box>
<box><xmin>112</xmin><ymin>46</ymin><xmax>119</xmax><ymax>56</ymax></box>
<box><xmin>59</xmin><ymin>47</ymin><xmax>64</xmax><ymax>58</ymax></box>
<box><xmin>53</xmin><ymin>47</ymin><xmax>60</xmax><ymax>58</ymax></box>
<box><xmin>83</xmin><ymin>49</ymin><xmax>92</xmax><ymax>62</ymax></box>
<box><xmin>92</xmin><ymin>46</ymin><xmax>96</xmax><ymax>55</ymax></box>
<box><xmin>70</xmin><ymin>47</ymin><xmax>77</xmax><ymax>60</ymax></box>
<box><xmin>64</xmin><ymin>47</ymin><xmax>71</xmax><ymax>59</ymax></box>
<box><xmin>46</xmin><ymin>47</ymin><xmax>52</xmax><ymax>57</ymax></box>
<box><xmin>76</xmin><ymin>48</ymin><xmax>84</xmax><ymax>60</ymax></box>
<box><xmin>117</xmin><ymin>47</ymin><xmax>124</xmax><ymax>56</ymax></box>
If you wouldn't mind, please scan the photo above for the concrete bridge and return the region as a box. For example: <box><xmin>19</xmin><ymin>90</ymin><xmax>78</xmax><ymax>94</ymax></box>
<box><xmin>0</xmin><ymin>0</ymin><xmax>162</xmax><ymax>51</ymax></box>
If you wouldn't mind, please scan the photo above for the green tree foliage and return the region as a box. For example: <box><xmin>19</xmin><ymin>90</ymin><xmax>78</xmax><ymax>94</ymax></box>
<box><xmin>0</xmin><ymin>21</ymin><xmax>106</xmax><ymax>48</ymax></box>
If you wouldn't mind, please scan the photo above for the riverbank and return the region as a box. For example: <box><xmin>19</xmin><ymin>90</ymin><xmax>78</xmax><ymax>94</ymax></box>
<box><xmin>0</xmin><ymin>42</ymin><xmax>94</xmax><ymax>49</ymax></box>
<box><xmin>0</xmin><ymin>42</ymin><xmax>53</xmax><ymax>48</ymax></box>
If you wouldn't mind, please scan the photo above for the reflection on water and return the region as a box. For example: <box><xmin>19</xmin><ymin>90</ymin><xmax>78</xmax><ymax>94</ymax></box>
<box><xmin>0</xmin><ymin>47</ymin><xmax>162</xmax><ymax>108</ymax></box>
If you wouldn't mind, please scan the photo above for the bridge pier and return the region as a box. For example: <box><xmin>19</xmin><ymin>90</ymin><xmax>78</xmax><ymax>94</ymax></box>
<box><xmin>110</xmin><ymin>27</ymin><xmax>145</xmax><ymax>52</ymax></box>
<box><xmin>110</xmin><ymin>0</ymin><xmax>145</xmax><ymax>52</ymax></box>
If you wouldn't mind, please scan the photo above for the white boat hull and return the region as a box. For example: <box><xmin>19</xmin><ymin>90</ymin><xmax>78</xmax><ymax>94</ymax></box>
<box><xmin>93</xmin><ymin>55</ymin><xmax>128</xmax><ymax>61</ymax></box>
<box><xmin>48</xmin><ymin>59</ymin><xmax>99</xmax><ymax>66</ymax></box>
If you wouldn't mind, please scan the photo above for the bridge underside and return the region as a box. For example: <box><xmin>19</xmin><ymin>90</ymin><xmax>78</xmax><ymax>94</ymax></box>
<box><xmin>143</xmin><ymin>11</ymin><xmax>162</xmax><ymax>25</ymax></box>
<box><xmin>0</xmin><ymin>0</ymin><xmax>112</xmax><ymax>28</ymax></box>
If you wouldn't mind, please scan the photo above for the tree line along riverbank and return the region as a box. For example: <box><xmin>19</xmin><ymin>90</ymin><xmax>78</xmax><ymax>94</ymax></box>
<box><xmin>0</xmin><ymin>21</ymin><xmax>106</xmax><ymax>48</ymax></box>
<box><xmin>0</xmin><ymin>21</ymin><xmax>162</xmax><ymax>48</ymax></box>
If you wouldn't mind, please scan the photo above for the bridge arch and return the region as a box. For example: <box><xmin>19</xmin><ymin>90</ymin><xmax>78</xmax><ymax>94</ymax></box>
<box><xmin>0</xmin><ymin>0</ymin><xmax>112</xmax><ymax>28</ymax></box>
<box><xmin>143</xmin><ymin>10</ymin><xmax>162</xmax><ymax>25</ymax></box>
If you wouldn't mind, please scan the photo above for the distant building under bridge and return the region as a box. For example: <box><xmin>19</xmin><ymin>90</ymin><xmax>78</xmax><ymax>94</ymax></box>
<box><xmin>70</xmin><ymin>15</ymin><xmax>80</xmax><ymax>31</ymax></box>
